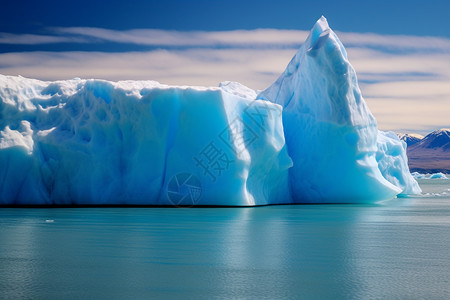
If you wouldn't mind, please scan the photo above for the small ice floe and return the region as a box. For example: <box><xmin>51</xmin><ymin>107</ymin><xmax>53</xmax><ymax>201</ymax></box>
<box><xmin>411</xmin><ymin>172</ymin><xmax>426</xmax><ymax>179</ymax></box>
<box><xmin>412</xmin><ymin>172</ymin><xmax>449</xmax><ymax>179</ymax></box>
<box><xmin>422</xmin><ymin>191</ymin><xmax>450</xmax><ymax>197</ymax></box>
<box><xmin>45</xmin><ymin>219</ymin><xmax>55</xmax><ymax>223</ymax></box>
<box><xmin>429</xmin><ymin>173</ymin><xmax>448</xmax><ymax>179</ymax></box>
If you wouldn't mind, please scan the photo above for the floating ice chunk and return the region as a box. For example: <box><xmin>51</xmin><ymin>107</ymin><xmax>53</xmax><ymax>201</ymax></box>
<box><xmin>412</xmin><ymin>172</ymin><xmax>449</xmax><ymax>179</ymax></box>
<box><xmin>429</xmin><ymin>173</ymin><xmax>448</xmax><ymax>179</ymax></box>
<box><xmin>411</xmin><ymin>172</ymin><xmax>426</xmax><ymax>179</ymax></box>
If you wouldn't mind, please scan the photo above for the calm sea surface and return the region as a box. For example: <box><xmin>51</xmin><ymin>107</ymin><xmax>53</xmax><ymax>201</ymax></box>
<box><xmin>1</xmin><ymin>180</ymin><xmax>449</xmax><ymax>299</ymax></box>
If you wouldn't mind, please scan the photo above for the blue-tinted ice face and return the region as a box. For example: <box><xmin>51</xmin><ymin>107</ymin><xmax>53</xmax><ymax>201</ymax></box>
<box><xmin>0</xmin><ymin>76</ymin><xmax>291</xmax><ymax>205</ymax></box>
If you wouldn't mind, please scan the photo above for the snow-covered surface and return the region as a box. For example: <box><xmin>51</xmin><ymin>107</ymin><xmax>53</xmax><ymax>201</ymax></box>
<box><xmin>0</xmin><ymin>17</ymin><xmax>420</xmax><ymax>205</ymax></box>
<box><xmin>431</xmin><ymin>128</ymin><xmax>450</xmax><ymax>136</ymax></box>
<box><xmin>409</xmin><ymin>128</ymin><xmax>450</xmax><ymax>150</ymax></box>
<box><xmin>406</xmin><ymin>128</ymin><xmax>450</xmax><ymax>173</ymax></box>
<box><xmin>397</xmin><ymin>133</ymin><xmax>423</xmax><ymax>146</ymax></box>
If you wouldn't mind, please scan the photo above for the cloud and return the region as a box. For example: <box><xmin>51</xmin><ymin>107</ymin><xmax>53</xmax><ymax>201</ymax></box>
<box><xmin>0</xmin><ymin>49</ymin><xmax>296</xmax><ymax>89</ymax></box>
<box><xmin>366</xmin><ymin>97</ymin><xmax>450</xmax><ymax>133</ymax></box>
<box><xmin>51</xmin><ymin>27</ymin><xmax>309</xmax><ymax>48</ymax></box>
<box><xmin>338</xmin><ymin>32</ymin><xmax>450</xmax><ymax>53</ymax></box>
<box><xmin>0</xmin><ymin>33</ymin><xmax>88</xmax><ymax>45</ymax></box>
<box><xmin>3</xmin><ymin>26</ymin><xmax>450</xmax><ymax>52</ymax></box>
<box><xmin>347</xmin><ymin>48</ymin><xmax>450</xmax><ymax>78</ymax></box>
<box><xmin>0</xmin><ymin>27</ymin><xmax>449</xmax><ymax>132</ymax></box>
<box><xmin>362</xmin><ymin>80</ymin><xmax>450</xmax><ymax>99</ymax></box>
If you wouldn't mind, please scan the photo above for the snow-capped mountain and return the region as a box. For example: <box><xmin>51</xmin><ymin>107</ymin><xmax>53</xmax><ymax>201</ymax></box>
<box><xmin>406</xmin><ymin>128</ymin><xmax>450</xmax><ymax>173</ymax></box>
<box><xmin>397</xmin><ymin>133</ymin><xmax>424</xmax><ymax>147</ymax></box>
<box><xmin>411</xmin><ymin>128</ymin><xmax>450</xmax><ymax>150</ymax></box>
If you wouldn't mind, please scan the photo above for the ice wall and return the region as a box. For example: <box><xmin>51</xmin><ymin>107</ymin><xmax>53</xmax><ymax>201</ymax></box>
<box><xmin>0</xmin><ymin>76</ymin><xmax>292</xmax><ymax>205</ymax></box>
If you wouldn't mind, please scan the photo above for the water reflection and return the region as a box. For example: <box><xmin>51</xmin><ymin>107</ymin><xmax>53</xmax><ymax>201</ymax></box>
<box><xmin>1</xmin><ymin>190</ymin><xmax>450</xmax><ymax>299</ymax></box>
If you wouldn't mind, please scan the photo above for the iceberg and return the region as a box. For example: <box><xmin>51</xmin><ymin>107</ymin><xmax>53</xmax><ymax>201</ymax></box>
<box><xmin>0</xmin><ymin>17</ymin><xmax>420</xmax><ymax>205</ymax></box>
<box><xmin>429</xmin><ymin>173</ymin><xmax>448</xmax><ymax>179</ymax></box>
<box><xmin>412</xmin><ymin>172</ymin><xmax>449</xmax><ymax>180</ymax></box>
<box><xmin>257</xmin><ymin>16</ymin><xmax>419</xmax><ymax>202</ymax></box>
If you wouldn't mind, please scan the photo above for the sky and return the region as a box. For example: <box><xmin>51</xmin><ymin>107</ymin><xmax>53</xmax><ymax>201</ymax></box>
<box><xmin>1</xmin><ymin>0</ymin><xmax>450</xmax><ymax>133</ymax></box>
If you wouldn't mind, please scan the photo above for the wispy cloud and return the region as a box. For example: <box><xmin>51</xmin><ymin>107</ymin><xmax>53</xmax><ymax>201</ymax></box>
<box><xmin>51</xmin><ymin>27</ymin><xmax>309</xmax><ymax>48</ymax></box>
<box><xmin>3</xmin><ymin>26</ymin><xmax>450</xmax><ymax>52</ymax></box>
<box><xmin>0</xmin><ymin>27</ymin><xmax>449</xmax><ymax>133</ymax></box>
<box><xmin>366</xmin><ymin>97</ymin><xmax>450</xmax><ymax>133</ymax></box>
<box><xmin>0</xmin><ymin>49</ymin><xmax>296</xmax><ymax>89</ymax></box>
<box><xmin>0</xmin><ymin>33</ymin><xmax>88</xmax><ymax>45</ymax></box>
<box><xmin>339</xmin><ymin>32</ymin><xmax>450</xmax><ymax>52</ymax></box>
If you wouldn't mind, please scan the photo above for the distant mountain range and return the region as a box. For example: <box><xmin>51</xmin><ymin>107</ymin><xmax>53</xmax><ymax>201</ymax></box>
<box><xmin>397</xmin><ymin>129</ymin><xmax>450</xmax><ymax>173</ymax></box>
<box><xmin>397</xmin><ymin>133</ymin><xmax>424</xmax><ymax>147</ymax></box>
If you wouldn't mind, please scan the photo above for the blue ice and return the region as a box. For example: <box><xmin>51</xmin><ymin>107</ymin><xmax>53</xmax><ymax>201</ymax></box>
<box><xmin>0</xmin><ymin>17</ymin><xmax>420</xmax><ymax>205</ymax></box>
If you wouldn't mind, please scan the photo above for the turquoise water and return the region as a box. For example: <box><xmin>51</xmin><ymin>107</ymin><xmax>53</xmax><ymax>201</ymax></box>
<box><xmin>1</xmin><ymin>180</ymin><xmax>449</xmax><ymax>299</ymax></box>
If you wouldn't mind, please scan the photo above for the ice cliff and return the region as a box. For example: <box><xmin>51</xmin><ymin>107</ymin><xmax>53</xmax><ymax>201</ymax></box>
<box><xmin>0</xmin><ymin>78</ymin><xmax>292</xmax><ymax>205</ymax></box>
<box><xmin>0</xmin><ymin>17</ymin><xmax>420</xmax><ymax>205</ymax></box>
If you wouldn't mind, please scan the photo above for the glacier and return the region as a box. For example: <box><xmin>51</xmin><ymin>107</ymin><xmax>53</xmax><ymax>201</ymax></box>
<box><xmin>0</xmin><ymin>17</ymin><xmax>420</xmax><ymax>205</ymax></box>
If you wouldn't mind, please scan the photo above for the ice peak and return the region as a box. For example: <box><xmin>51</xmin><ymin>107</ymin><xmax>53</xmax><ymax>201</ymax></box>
<box><xmin>312</xmin><ymin>16</ymin><xmax>330</xmax><ymax>34</ymax></box>
<box><xmin>306</xmin><ymin>17</ymin><xmax>332</xmax><ymax>52</ymax></box>
<box><xmin>256</xmin><ymin>16</ymin><xmax>411</xmax><ymax>202</ymax></box>
<box><xmin>259</xmin><ymin>15</ymin><xmax>364</xmax><ymax>125</ymax></box>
